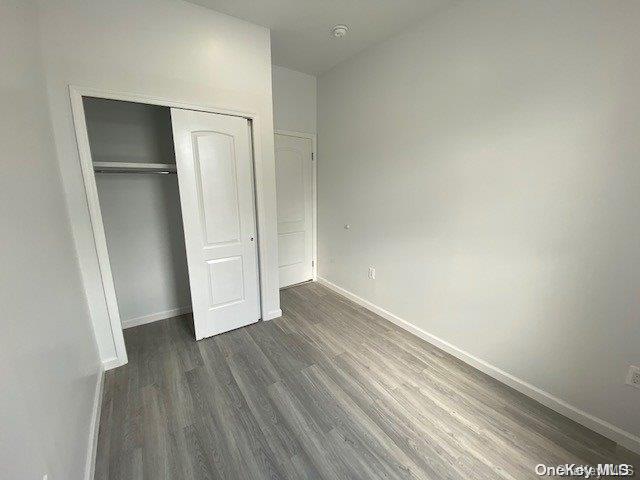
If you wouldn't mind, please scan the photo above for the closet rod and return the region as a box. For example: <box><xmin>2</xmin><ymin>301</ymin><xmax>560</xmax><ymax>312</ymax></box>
<box><xmin>94</xmin><ymin>170</ymin><xmax>176</xmax><ymax>175</ymax></box>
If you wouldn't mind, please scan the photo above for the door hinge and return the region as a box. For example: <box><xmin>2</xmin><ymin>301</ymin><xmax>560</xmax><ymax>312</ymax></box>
<box><xmin>312</xmin><ymin>260</ymin><xmax>315</xmax><ymax>267</ymax></box>
<box><xmin>311</xmin><ymin>152</ymin><xmax>315</xmax><ymax>161</ymax></box>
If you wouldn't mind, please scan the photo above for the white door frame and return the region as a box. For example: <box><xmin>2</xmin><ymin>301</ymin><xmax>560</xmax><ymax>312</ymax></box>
<box><xmin>274</xmin><ymin>129</ymin><xmax>318</xmax><ymax>282</ymax></box>
<box><xmin>70</xmin><ymin>85</ymin><xmax>273</xmax><ymax>369</ymax></box>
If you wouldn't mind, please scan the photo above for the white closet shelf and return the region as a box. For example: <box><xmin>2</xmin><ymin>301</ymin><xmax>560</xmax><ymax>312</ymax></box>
<box><xmin>93</xmin><ymin>162</ymin><xmax>177</xmax><ymax>173</ymax></box>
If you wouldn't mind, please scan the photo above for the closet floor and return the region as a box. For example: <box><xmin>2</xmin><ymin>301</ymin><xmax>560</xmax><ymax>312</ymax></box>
<box><xmin>95</xmin><ymin>282</ymin><xmax>639</xmax><ymax>479</ymax></box>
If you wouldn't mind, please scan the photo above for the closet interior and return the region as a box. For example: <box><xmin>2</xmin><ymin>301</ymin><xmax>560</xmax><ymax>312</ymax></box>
<box><xmin>84</xmin><ymin>97</ymin><xmax>192</xmax><ymax>330</ymax></box>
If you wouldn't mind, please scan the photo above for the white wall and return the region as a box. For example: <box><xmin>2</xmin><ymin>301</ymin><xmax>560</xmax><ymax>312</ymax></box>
<box><xmin>318</xmin><ymin>0</ymin><xmax>640</xmax><ymax>449</ymax></box>
<box><xmin>38</xmin><ymin>0</ymin><xmax>281</xmax><ymax>365</ymax></box>
<box><xmin>85</xmin><ymin>99</ymin><xmax>191</xmax><ymax>325</ymax></box>
<box><xmin>83</xmin><ymin>98</ymin><xmax>175</xmax><ymax>165</ymax></box>
<box><xmin>97</xmin><ymin>175</ymin><xmax>191</xmax><ymax>323</ymax></box>
<box><xmin>272</xmin><ymin>65</ymin><xmax>317</xmax><ymax>134</ymax></box>
<box><xmin>0</xmin><ymin>1</ymin><xmax>102</xmax><ymax>478</ymax></box>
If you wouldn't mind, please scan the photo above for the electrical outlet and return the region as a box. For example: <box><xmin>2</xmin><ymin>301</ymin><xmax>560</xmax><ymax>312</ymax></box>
<box><xmin>626</xmin><ymin>365</ymin><xmax>640</xmax><ymax>389</ymax></box>
<box><xmin>368</xmin><ymin>266</ymin><xmax>376</xmax><ymax>280</ymax></box>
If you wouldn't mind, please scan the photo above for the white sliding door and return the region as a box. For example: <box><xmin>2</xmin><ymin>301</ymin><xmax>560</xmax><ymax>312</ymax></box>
<box><xmin>275</xmin><ymin>134</ymin><xmax>313</xmax><ymax>288</ymax></box>
<box><xmin>171</xmin><ymin>109</ymin><xmax>260</xmax><ymax>339</ymax></box>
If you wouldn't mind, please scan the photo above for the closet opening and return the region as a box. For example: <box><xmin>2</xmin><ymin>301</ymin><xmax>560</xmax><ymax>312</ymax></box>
<box><xmin>78</xmin><ymin>95</ymin><xmax>264</xmax><ymax>364</ymax></box>
<box><xmin>84</xmin><ymin>98</ymin><xmax>193</xmax><ymax>334</ymax></box>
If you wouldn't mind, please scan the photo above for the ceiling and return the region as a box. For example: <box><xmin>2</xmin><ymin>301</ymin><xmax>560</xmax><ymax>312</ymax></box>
<box><xmin>186</xmin><ymin>0</ymin><xmax>452</xmax><ymax>75</ymax></box>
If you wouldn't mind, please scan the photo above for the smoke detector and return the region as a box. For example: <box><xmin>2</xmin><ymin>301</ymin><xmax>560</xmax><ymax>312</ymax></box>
<box><xmin>331</xmin><ymin>25</ymin><xmax>349</xmax><ymax>38</ymax></box>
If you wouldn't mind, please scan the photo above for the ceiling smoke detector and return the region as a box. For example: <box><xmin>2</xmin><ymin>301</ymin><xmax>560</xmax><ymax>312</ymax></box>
<box><xmin>331</xmin><ymin>25</ymin><xmax>349</xmax><ymax>38</ymax></box>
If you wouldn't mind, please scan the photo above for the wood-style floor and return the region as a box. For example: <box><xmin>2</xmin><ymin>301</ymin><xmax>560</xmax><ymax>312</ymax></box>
<box><xmin>95</xmin><ymin>282</ymin><xmax>638</xmax><ymax>479</ymax></box>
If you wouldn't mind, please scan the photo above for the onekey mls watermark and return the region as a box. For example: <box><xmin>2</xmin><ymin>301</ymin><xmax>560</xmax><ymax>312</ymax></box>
<box><xmin>535</xmin><ymin>463</ymin><xmax>635</xmax><ymax>478</ymax></box>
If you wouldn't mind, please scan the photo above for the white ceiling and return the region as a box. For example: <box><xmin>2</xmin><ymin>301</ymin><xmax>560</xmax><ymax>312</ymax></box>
<box><xmin>186</xmin><ymin>0</ymin><xmax>453</xmax><ymax>75</ymax></box>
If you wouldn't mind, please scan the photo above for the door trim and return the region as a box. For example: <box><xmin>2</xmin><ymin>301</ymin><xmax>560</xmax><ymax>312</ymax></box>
<box><xmin>70</xmin><ymin>85</ymin><xmax>273</xmax><ymax>369</ymax></box>
<box><xmin>274</xmin><ymin>129</ymin><xmax>317</xmax><ymax>282</ymax></box>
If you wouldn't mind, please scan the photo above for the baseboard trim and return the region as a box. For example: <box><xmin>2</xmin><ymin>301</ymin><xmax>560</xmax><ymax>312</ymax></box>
<box><xmin>102</xmin><ymin>356</ymin><xmax>123</xmax><ymax>371</ymax></box>
<box><xmin>264</xmin><ymin>308</ymin><xmax>283</xmax><ymax>321</ymax></box>
<box><xmin>84</xmin><ymin>366</ymin><xmax>104</xmax><ymax>480</ymax></box>
<box><xmin>122</xmin><ymin>306</ymin><xmax>192</xmax><ymax>329</ymax></box>
<box><xmin>316</xmin><ymin>277</ymin><xmax>640</xmax><ymax>454</ymax></box>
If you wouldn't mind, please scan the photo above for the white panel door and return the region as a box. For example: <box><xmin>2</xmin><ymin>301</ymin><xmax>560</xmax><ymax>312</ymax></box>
<box><xmin>171</xmin><ymin>109</ymin><xmax>260</xmax><ymax>339</ymax></box>
<box><xmin>275</xmin><ymin>134</ymin><xmax>313</xmax><ymax>288</ymax></box>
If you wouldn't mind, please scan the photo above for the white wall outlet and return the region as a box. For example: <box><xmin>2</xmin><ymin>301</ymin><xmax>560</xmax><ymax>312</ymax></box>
<box><xmin>626</xmin><ymin>365</ymin><xmax>640</xmax><ymax>389</ymax></box>
<box><xmin>368</xmin><ymin>266</ymin><xmax>376</xmax><ymax>279</ymax></box>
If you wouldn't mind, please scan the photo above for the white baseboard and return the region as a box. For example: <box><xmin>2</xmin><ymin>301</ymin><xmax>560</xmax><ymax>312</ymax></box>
<box><xmin>264</xmin><ymin>308</ymin><xmax>283</xmax><ymax>321</ymax></box>
<box><xmin>316</xmin><ymin>277</ymin><xmax>640</xmax><ymax>454</ymax></box>
<box><xmin>121</xmin><ymin>306</ymin><xmax>192</xmax><ymax>329</ymax></box>
<box><xmin>102</xmin><ymin>356</ymin><xmax>123</xmax><ymax>371</ymax></box>
<box><xmin>84</xmin><ymin>366</ymin><xmax>104</xmax><ymax>480</ymax></box>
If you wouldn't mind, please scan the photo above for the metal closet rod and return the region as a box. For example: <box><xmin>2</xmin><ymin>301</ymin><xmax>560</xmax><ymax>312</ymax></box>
<box><xmin>94</xmin><ymin>170</ymin><xmax>176</xmax><ymax>175</ymax></box>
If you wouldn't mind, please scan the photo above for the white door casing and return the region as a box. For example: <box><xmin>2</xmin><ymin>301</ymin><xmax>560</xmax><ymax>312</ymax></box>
<box><xmin>275</xmin><ymin>134</ymin><xmax>314</xmax><ymax>288</ymax></box>
<box><xmin>171</xmin><ymin>108</ymin><xmax>260</xmax><ymax>339</ymax></box>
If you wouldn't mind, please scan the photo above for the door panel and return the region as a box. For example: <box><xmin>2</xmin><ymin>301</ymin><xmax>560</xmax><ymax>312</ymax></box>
<box><xmin>275</xmin><ymin>134</ymin><xmax>313</xmax><ymax>288</ymax></box>
<box><xmin>207</xmin><ymin>256</ymin><xmax>244</xmax><ymax>307</ymax></box>
<box><xmin>171</xmin><ymin>109</ymin><xmax>260</xmax><ymax>339</ymax></box>
<box><xmin>276</xmin><ymin>149</ymin><xmax>305</xmax><ymax>223</ymax></box>
<box><xmin>193</xmin><ymin>132</ymin><xmax>241</xmax><ymax>245</ymax></box>
<box><xmin>278</xmin><ymin>231</ymin><xmax>305</xmax><ymax>267</ymax></box>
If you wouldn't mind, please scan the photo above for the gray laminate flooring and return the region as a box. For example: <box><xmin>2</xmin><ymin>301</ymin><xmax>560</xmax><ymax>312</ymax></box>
<box><xmin>95</xmin><ymin>282</ymin><xmax>638</xmax><ymax>479</ymax></box>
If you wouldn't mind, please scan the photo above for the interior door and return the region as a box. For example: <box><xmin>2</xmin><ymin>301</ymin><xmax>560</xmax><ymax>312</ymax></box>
<box><xmin>171</xmin><ymin>109</ymin><xmax>260</xmax><ymax>340</ymax></box>
<box><xmin>275</xmin><ymin>134</ymin><xmax>313</xmax><ymax>288</ymax></box>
